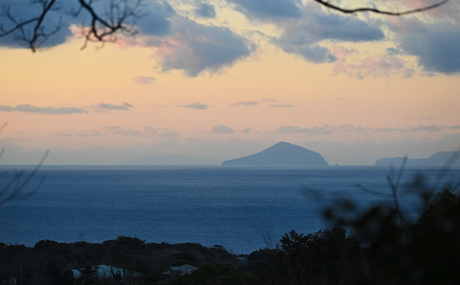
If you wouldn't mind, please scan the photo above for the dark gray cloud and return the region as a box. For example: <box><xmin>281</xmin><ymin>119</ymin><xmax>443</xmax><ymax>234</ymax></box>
<box><xmin>195</xmin><ymin>3</ymin><xmax>216</xmax><ymax>18</ymax></box>
<box><xmin>307</xmin><ymin>13</ymin><xmax>384</xmax><ymax>42</ymax></box>
<box><xmin>231</xmin><ymin>101</ymin><xmax>259</xmax><ymax>106</ymax></box>
<box><xmin>184</xmin><ymin>102</ymin><xmax>210</xmax><ymax>110</ymax></box>
<box><xmin>271</xmin><ymin>4</ymin><xmax>384</xmax><ymax>64</ymax></box>
<box><xmin>211</xmin><ymin>125</ymin><xmax>234</xmax><ymax>134</ymax></box>
<box><xmin>398</xmin><ymin>26</ymin><xmax>460</xmax><ymax>75</ymax></box>
<box><xmin>95</xmin><ymin>102</ymin><xmax>133</xmax><ymax>111</ymax></box>
<box><xmin>0</xmin><ymin>104</ymin><xmax>87</xmax><ymax>115</ymax></box>
<box><xmin>228</xmin><ymin>0</ymin><xmax>301</xmax><ymax>19</ymax></box>
<box><xmin>275</xmin><ymin>43</ymin><xmax>336</xmax><ymax>63</ymax></box>
<box><xmin>157</xmin><ymin>16</ymin><xmax>253</xmax><ymax>77</ymax></box>
<box><xmin>136</xmin><ymin>1</ymin><xmax>175</xmax><ymax>36</ymax></box>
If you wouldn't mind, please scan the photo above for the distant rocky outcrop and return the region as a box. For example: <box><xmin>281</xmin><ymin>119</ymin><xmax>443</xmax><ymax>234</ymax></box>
<box><xmin>222</xmin><ymin>142</ymin><xmax>329</xmax><ymax>167</ymax></box>
<box><xmin>375</xmin><ymin>151</ymin><xmax>460</xmax><ymax>168</ymax></box>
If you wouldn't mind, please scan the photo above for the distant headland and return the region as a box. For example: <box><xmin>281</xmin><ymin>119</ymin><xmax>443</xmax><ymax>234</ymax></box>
<box><xmin>375</xmin><ymin>151</ymin><xmax>460</xmax><ymax>168</ymax></box>
<box><xmin>221</xmin><ymin>142</ymin><xmax>329</xmax><ymax>167</ymax></box>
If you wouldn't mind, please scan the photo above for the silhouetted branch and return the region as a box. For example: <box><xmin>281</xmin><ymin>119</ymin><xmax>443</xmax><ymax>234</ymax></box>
<box><xmin>0</xmin><ymin>149</ymin><xmax>49</xmax><ymax>206</ymax></box>
<box><xmin>0</xmin><ymin>0</ymin><xmax>63</xmax><ymax>52</ymax></box>
<box><xmin>386</xmin><ymin>157</ymin><xmax>408</xmax><ymax>228</ymax></box>
<box><xmin>76</xmin><ymin>0</ymin><xmax>143</xmax><ymax>50</ymax></box>
<box><xmin>0</xmin><ymin>0</ymin><xmax>143</xmax><ymax>52</ymax></box>
<box><xmin>314</xmin><ymin>0</ymin><xmax>449</xmax><ymax>16</ymax></box>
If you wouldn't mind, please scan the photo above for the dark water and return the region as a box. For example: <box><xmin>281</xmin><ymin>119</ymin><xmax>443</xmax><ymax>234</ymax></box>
<box><xmin>0</xmin><ymin>166</ymin><xmax>459</xmax><ymax>253</ymax></box>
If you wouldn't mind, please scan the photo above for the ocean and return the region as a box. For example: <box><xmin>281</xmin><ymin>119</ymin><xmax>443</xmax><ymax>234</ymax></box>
<box><xmin>1</xmin><ymin>165</ymin><xmax>459</xmax><ymax>254</ymax></box>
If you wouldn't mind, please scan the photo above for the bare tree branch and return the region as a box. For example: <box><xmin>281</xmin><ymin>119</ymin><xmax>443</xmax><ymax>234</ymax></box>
<box><xmin>0</xmin><ymin>149</ymin><xmax>49</xmax><ymax>206</ymax></box>
<box><xmin>0</xmin><ymin>0</ymin><xmax>64</xmax><ymax>52</ymax></box>
<box><xmin>0</xmin><ymin>0</ymin><xmax>142</xmax><ymax>52</ymax></box>
<box><xmin>76</xmin><ymin>0</ymin><xmax>142</xmax><ymax>50</ymax></box>
<box><xmin>314</xmin><ymin>0</ymin><xmax>450</xmax><ymax>16</ymax></box>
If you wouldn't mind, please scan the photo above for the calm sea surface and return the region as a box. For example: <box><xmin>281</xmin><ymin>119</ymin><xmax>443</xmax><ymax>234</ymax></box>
<box><xmin>1</xmin><ymin>166</ymin><xmax>459</xmax><ymax>253</ymax></box>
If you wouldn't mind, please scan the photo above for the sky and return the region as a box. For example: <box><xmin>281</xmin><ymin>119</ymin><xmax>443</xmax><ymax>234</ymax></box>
<box><xmin>0</xmin><ymin>0</ymin><xmax>459</xmax><ymax>165</ymax></box>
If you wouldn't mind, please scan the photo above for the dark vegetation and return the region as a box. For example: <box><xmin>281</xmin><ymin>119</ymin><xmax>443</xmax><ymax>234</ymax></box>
<box><xmin>0</xmin><ymin>238</ymin><xmax>242</xmax><ymax>284</ymax></box>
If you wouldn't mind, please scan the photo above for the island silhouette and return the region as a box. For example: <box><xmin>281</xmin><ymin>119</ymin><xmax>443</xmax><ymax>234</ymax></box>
<box><xmin>222</xmin><ymin>142</ymin><xmax>329</xmax><ymax>167</ymax></box>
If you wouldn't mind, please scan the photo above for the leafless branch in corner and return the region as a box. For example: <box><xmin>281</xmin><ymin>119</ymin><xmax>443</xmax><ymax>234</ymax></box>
<box><xmin>0</xmin><ymin>0</ymin><xmax>63</xmax><ymax>52</ymax></box>
<box><xmin>0</xmin><ymin>0</ymin><xmax>143</xmax><ymax>52</ymax></box>
<box><xmin>314</xmin><ymin>0</ymin><xmax>449</xmax><ymax>16</ymax></box>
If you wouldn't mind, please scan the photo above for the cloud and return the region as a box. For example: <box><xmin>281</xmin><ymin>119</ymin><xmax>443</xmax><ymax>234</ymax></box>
<box><xmin>276</xmin><ymin>125</ymin><xmax>332</xmax><ymax>136</ymax></box>
<box><xmin>104</xmin><ymin>126</ymin><xmax>180</xmax><ymax>138</ymax></box>
<box><xmin>211</xmin><ymin>125</ymin><xmax>234</xmax><ymax>134</ymax></box>
<box><xmin>54</xmin><ymin>126</ymin><xmax>180</xmax><ymax>138</ymax></box>
<box><xmin>95</xmin><ymin>102</ymin><xmax>133</xmax><ymax>111</ymax></box>
<box><xmin>373</xmin><ymin>124</ymin><xmax>459</xmax><ymax>133</ymax></box>
<box><xmin>269</xmin><ymin>104</ymin><xmax>294</xmax><ymax>108</ymax></box>
<box><xmin>331</xmin><ymin>45</ymin><xmax>415</xmax><ymax>79</ymax></box>
<box><xmin>183</xmin><ymin>102</ymin><xmax>210</xmax><ymax>110</ymax></box>
<box><xmin>0</xmin><ymin>104</ymin><xmax>87</xmax><ymax>115</ymax></box>
<box><xmin>398</xmin><ymin>25</ymin><xmax>460</xmax><ymax>75</ymax></box>
<box><xmin>401</xmin><ymin>124</ymin><xmax>443</xmax><ymax>133</ymax></box>
<box><xmin>54</xmin><ymin>129</ymin><xmax>102</xmax><ymax>137</ymax></box>
<box><xmin>274</xmin><ymin>43</ymin><xmax>336</xmax><ymax>64</ymax></box>
<box><xmin>231</xmin><ymin>101</ymin><xmax>259</xmax><ymax>106</ymax></box>
<box><xmin>270</xmin><ymin>3</ymin><xmax>384</xmax><ymax>64</ymax></box>
<box><xmin>260</xmin><ymin>98</ymin><xmax>280</xmax><ymax>103</ymax></box>
<box><xmin>242</xmin><ymin>128</ymin><xmax>253</xmax><ymax>133</ymax></box>
<box><xmin>401</xmin><ymin>0</ymin><xmax>460</xmax><ymax>24</ymax></box>
<box><xmin>132</xmin><ymin>76</ymin><xmax>156</xmax><ymax>85</ymax></box>
<box><xmin>228</xmin><ymin>0</ymin><xmax>302</xmax><ymax>19</ymax></box>
<box><xmin>154</xmin><ymin>16</ymin><xmax>253</xmax><ymax>77</ymax></box>
<box><xmin>276</xmin><ymin>124</ymin><xmax>368</xmax><ymax>136</ymax></box>
<box><xmin>195</xmin><ymin>3</ymin><xmax>217</xmax><ymax>18</ymax></box>
<box><xmin>136</xmin><ymin>1</ymin><xmax>175</xmax><ymax>36</ymax></box>
<box><xmin>383</xmin><ymin>14</ymin><xmax>460</xmax><ymax>75</ymax></box>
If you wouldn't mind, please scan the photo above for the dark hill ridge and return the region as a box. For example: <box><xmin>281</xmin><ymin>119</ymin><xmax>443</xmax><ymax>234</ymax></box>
<box><xmin>222</xmin><ymin>142</ymin><xmax>329</xmax><ymax>167</ymax></box>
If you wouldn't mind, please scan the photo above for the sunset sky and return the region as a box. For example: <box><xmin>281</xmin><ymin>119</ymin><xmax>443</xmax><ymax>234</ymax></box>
<box><xmin>0</xmin><ymin>0</ymin><xmax>459</xmax><ymax>165</ymax></box>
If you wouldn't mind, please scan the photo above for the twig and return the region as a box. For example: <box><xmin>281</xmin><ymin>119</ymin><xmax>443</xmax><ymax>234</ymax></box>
<box><xmin>314</xmin><ymin>0</ymin><xmax>449</xmax><ymax>16</ymax></box>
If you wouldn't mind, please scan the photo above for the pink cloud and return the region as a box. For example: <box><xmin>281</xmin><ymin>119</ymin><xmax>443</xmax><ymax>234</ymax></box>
<box><xmin>331</xmin><ymin>44</ymin><xmax>415</xmax><ymax>79</ymax></box>
<box><xmin>132</xmin><ymin>76</ymin><xmax>156</xmax><ymax>85</ymax></box>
